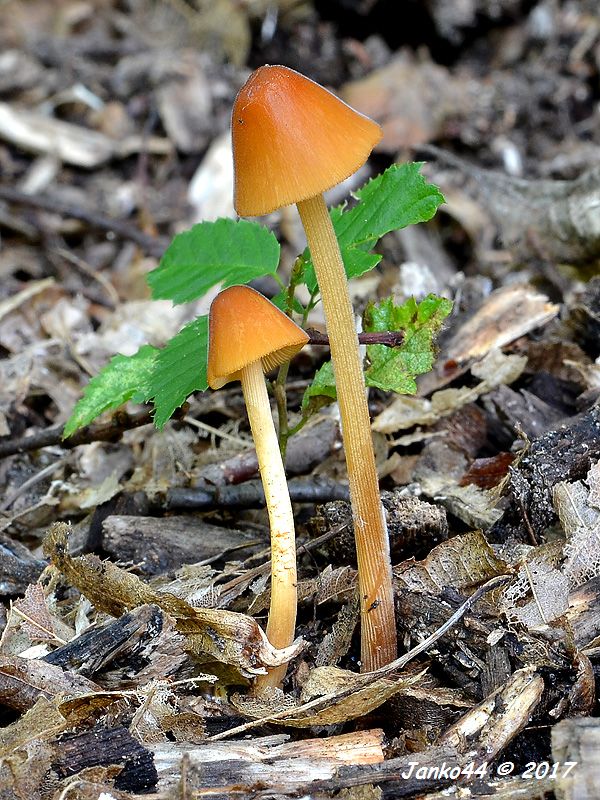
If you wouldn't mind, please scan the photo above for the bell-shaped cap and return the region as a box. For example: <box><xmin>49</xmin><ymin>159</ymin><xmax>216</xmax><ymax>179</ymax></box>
<box><xmin>232</xmin><ymin>65</ymin><xmax>382</xmax><ymax>217</ymax></box>
<box><xmin>207</xmin><ymin>285</ymin><xmax>310</xmax><ymax>389</ymax></box>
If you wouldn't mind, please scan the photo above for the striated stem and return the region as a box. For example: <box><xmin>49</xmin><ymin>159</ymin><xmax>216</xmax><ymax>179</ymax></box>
<box><xmin>297</xmin><ymin>193</ymin><xmax>396</xmax><ymax>671</ymax></box>
<box><xmin>241</xmin><ymin>359</ymin><xmax>297</xmax><ymax>690</ymax></box>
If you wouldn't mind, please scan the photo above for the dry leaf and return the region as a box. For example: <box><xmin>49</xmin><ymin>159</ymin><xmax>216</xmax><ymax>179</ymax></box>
<box><xmin>9</xmin><ymin>583</ymin><xmax>62</xmax><ymax>649</ymax></box>
<box><xmin>499</xmin><ymin>540</ymin><xmax>572</xmax><ymax>630</ymax></box>
<box><xmin>394</xmin><ymin>531</ymin><xmax>507</xmax><ymax>594</ymax></box>
<box><xmin>0</xmin><ymin>101</ymin><xmax>170</xmax><ymax>167</ymax></box>
<box><xmin>299</xmin><ymin>565</ymin><xmax>357</xmax><ymax>607</ymax></box>
<box><xmin>341</xmin><ymin>52</ymin><xmax>476</xmax><ymax>152</ymax></box>
<box><xmin>187</xmin><ymin>131</ymin><xmax>235</xmax><ymax>222</ymax></box>
<box><xmin>130</xmin><ymin>681</ymin><xmax>205</xmax><ymax>744</ymax></box>
<box><xmin>57</xmin><ymin>690</ymin><xmax>133</xmax><ymax>728</ymax></box>
<box><xmin>416</xmin><ymin>469</ymin><xmax>503</xmax><ymax>529</ymax></box>
<box><xmin>232</xmin><ymin>665</ymin><xmax>425</xmax><ymax>727</ymax></box>
<box><xmin>0</xmin><ymin>695</ymin><xmax>66</xmax><ymax>757</ymax></box>
<box><xmin>511</xmin><ymin>559</ymin><xmax>570</xmax><ymax>629</ymax></box>
<box><xmin>373</xmin><ymin>350</ymin><xmax>527</xmax><ymax>435</ymax></box>
<box><xmin>316</xmin><ymin>595</ymin><xmax>360</xmax><ymax>668</ymax></box>
<box><xmin>250</xmin><ymin>565</ymin><xmax>357</xmax><ymax>617</ymax></box>
<box><xmin>403</xmin><ymin>683</ymin><xmax>472</xmax><ymax>709</ymax></box>
<box><xmin>0</xmin><ymin>737</ymin><xmax>56</xmax><ymax>799</ymax></box>
<box><xmin>43</xmin><ymin>522</ymin><xmax>302</xmax><ymax>677</ymax></box>
<box><xmin>554</xmin><ymin>462</ymin><xmax>600</xmax><ymax>587</ymax></box>
<box><xmin>445</xmin><ymin>284</ymin><xmax>559</xmax><ymax>363</ymax></box>
<box><xmin>155</xmin><ymin>51</ymin><xmax>212</xmax><ymax>153</ymax></box>
<box><xmin>0</xmin><ymin>654</ymin><xmax>100</xmax><ymax>712</ymax></box>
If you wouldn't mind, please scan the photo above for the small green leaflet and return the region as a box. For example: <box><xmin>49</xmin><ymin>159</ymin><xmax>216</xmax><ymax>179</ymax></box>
<box><xmin>301</xmin><ymin>360</ymin><xmax>336</xmax><ymax>414</ymax></box>
<box><xmin>300</xmin><ymin>294</ymin><xmax>452</xmax><ymax>409</ymax></box>
<box><xmin>63</xmin><ymin>345</ymin><xmax>158</xmax><ymax>438</ymax></box>
<box><xmin>148</xmin><ymin>218</ymin><xmax>280</xmax><ymax>304</ymax></box>
<box><xmin>302</xmin><ymin>163</ymin><xmax>444</xmax><ymax>293</ymax></box>
<box><xmin>364</xmin><ymin>295</ymin><xmax>453</xmax><ymax>394</ymax></box>
<box><xmin>144</xmin><ymin>316</ymin><xmax>209</xmax><ymax>428</ymax></box>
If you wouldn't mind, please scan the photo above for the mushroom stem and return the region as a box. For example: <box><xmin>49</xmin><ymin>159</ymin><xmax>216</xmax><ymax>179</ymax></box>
<box><xmin>240</xmin><ymin>358</ymin><xmax>297</xmax><ymax>690</ymax></box>
<box><xmin>297</xmin><ymin>193</ymin><xmax>397</xmax><ymax>672</ymax></box>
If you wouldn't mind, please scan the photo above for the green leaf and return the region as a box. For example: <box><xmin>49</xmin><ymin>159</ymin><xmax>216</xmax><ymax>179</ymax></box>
<box><xmin>65</xmin><ymin>318</ymin><xmax>210</xmax><ymax>435</ymax></box>
<box><xmin>364</xmin><ymin>295</ymin><xmax>453</xmax><ymax>394</ymax></box>
<box><xmin>144</xmin><ymin>316</ymin><xmax>209</xmax><ymax>428</ymax></box>
<box><xmin>65</xmin><ymin>167</ymin><xmax>446</xmax><ymax>437</ymax></box>
<box><xmin>303</xmin><ymin>163</ymin><xmax>444</xmax><ymax>292</ymax></box>
<box><xmin>270</xmin><ymin>289</ymin><xmax>306</xmax><ymax>317</ymax></box>
<box><xmin>63</xmin><ymin>345</ymin><xmax>158</xmax><ymax>438</ymax></box>
<box><xmin>301</xmin><ymin>360</ymin><xmax>337</xmax><ymax>413</ymax></box>
<box><xmin>147</xmin><ymin>218</ymin><xmax>280</xmax><ymax>304</ymax></box>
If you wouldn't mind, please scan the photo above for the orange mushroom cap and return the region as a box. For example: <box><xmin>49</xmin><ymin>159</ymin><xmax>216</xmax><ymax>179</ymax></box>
<box><xmin>207</xmin><ymin>285</ymin><xmax>310</xmax><ymax>389</ymax></box>
<box><xmin>232</xmin><ymin>65</ymin><xmax>382</xmax><ymax>217</ymax></box>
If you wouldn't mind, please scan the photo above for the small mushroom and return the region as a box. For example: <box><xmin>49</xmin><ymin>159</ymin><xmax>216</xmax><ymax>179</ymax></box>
<box><xmin>232</xmin><ymin>65</ymin><xmax>396</xmax><ymax>671</ymax></box>
<box><xmin>207</xmin><ymin>284</ymin><xmax>309</xmax><ymax>690</ymax></box>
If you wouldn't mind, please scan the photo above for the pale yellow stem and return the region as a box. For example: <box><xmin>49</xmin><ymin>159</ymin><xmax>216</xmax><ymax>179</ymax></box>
<box><xmin>241</xmin><ymin>359</ymin><xmax>297</xmax><ymax>691</ymax></box>
<box><xmin>297</xmin><ymin>193</ymin><xmax>396</xmax><ymax>671</ymax></box>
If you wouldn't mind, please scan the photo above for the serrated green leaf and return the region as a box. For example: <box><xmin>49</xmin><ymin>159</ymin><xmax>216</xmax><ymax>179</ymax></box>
<box><xmin>147</xmin><ymin>218</ymin><xmax>280</xmax><ymax>304</ymax></box>
<box><xmin>145</xmin><ymin>316</ymin><xmax>208</xmax><ymax>428</ymax></box>
<box><xmin>364</xmin><ymin>295</ymin><xmax>452</xmax><ymax>394</ymax></box>
<box><xmin>63</xmin><ymin>345</ymin><xmax>158</xmax><ymax>438</ymax></box>
<box><xmin>301</xmin><ymin>360</ymin><xmax>337</xmax><ymax>413</ymax></box>
<box><xmin>303</xmin><ymin>163</ymin><xmax>444</xmax><ymax>292</ymax></box>
<box><xmin>334</xmin><ymin>163</ymin><xmax>444</xmax><ymax>251</ymax></box>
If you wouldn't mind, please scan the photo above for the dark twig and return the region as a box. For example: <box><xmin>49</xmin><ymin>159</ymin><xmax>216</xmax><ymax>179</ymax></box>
<box><xmin>0</xmin><ymin>407</ymin><xmax>163</xmax><ymax>458</ymax></box>
<box><xmin>306</xmin><ymin>328</ymin><xmax>404</xmax><ymax>347</ymax></box>
<box><xmin>0</xmin><ymin>185</ymin><xmax>168</xmax><ymax>258</ymax></box>
<box><xmin>164</xmin><ymin>476</ymin><xmax>349</xmax><ymax>511</ymax></box>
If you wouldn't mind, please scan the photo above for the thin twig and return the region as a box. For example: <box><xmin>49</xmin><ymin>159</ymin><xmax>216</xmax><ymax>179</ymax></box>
<box><xmin>0</xmin><ymin>278</ymin><xmax>55</xmax><ymax>322</ymax></box>
<box><xmin>0</xmin><ymin>185</ymin><xmax>168</xmax><ymax>257</ymax></box>
<box><xmin>183</xmin><ymin>416</ymin><xmax>252</xmax><ymax>448</ymax></box>
<box><xmin>0</xmin><ymin>406</ymin><xmax>165</xmax><ymax>458</ymax></box>
<box><xmin>216</xmin><ymin>522</ymin><xmax>351</xmax><ymax>604</ymax></box>
<box><xmin>54</xmin><ymin>247</ymin><xmax>120</xmax><ymax>308</ymax></box>
<box><xmin>306</xmin><ymin>328</ymin><xmax>404</xmax><ymax>347</ymax></box>
<box><xmin>0</xmin><ymin>455</ymin><xmax>69</xmax><ymax>510</ymax></box>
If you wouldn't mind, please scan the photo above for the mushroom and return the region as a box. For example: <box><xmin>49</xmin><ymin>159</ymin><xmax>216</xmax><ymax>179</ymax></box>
<box><xmin>232</xmin><ymin>65</ymin><xmax>396</xmax><ymax>671</ymax></box>
<box><xmin>207</xmin><ymin>284</ymin><xmax>309</xmax><ymax>689</ymax></box>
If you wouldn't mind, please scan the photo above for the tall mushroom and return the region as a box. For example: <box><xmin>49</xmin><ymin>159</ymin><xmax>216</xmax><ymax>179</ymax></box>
<box><xmin>207</xmin><ymin>284</ymin><xmax>309</xmax><ymax>690</ymax></box>
<box><xmin>232</xmin><ymin>65</ymin><xmax>396</xmax><ymax>671</ymax></box>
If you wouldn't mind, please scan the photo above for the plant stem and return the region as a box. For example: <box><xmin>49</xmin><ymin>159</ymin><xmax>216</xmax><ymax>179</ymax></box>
<box><xmin>274</xmin><ymin>361</ymin><xmax>291</xmax><ymax>459</ymax></box>
<box><xmin>241</xmin><ymin>359</ymin><xmax>297</xmax><ymax>691</ymax></box>
<box><xmin>297</xmin><ymin>193</ymin><xmax>397</xmax><ymax>672</ymax></box>
<box><xmin>284</xmin><ymin>257</ymin><xmax>304</xmax><ymax>316</ymax></box>
<box><xmin>275</xmin><ymin>257</ymin><xmax>308</xmax><ymax>458</ymax></box>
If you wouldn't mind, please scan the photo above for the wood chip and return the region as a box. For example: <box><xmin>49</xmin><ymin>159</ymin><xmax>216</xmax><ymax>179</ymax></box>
<box><xmin>153</xmin><ymin>729</ymin><xmax>385</xmax><ymax>792</ymax></box>
<box><xmin>445</xmin><ymin>284</ymin><xmax>559</xmax><ymax>363</ymax></box>
<box><xmin>0</xmin><ymin>102</ymin><xmax>171</xmax><ymax>168</ymax></box>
